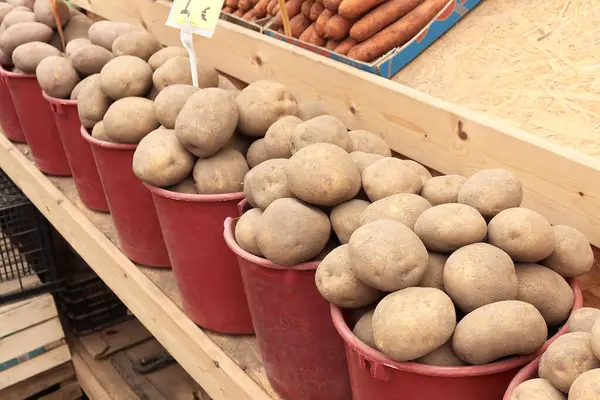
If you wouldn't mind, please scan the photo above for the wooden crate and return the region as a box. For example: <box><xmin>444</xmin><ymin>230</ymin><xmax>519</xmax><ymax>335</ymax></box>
<box><xmin>0</xmin><ymin>294</ymin><xmax>71</xmax><ymax>391</ymax></box>
<box><xmin>0</xmin><ymin>362</ymin><xmax>81</xmax><ymax>400</ymax></box>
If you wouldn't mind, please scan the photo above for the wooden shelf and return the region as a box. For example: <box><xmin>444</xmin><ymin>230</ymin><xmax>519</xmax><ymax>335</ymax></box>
<box><xmin>0</xmin><ymin>136</ymin><xmax>275</xmax><ymax>400</ymax></box>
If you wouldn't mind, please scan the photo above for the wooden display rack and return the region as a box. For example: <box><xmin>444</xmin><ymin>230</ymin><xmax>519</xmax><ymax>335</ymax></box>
<box><xmin>1</xmin><ymin>1</ymin><xmax>599</xmax><ymax>399</ymax></box>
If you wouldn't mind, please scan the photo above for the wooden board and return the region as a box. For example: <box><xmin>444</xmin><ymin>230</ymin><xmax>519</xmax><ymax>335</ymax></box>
<box><xmin>0</xmin><ymin>136</ymin><xmax>272</xmax><ymax>400</ymax></box>
<box><xmin>0</xmin><ymin>293</ymin><xmax>57</xmax><ymax>339</ymax></box>
<box><xmin>0</xmin><ymin>344</ymin><xmax>71</xmax><ymax>390</ymax></box>
<box><xmin>70</xmin><ymin>0</ymin><xmax>600</xmax><ymax>250</ymax></box>
<box><xmin>0</xmin><ymin>362</ymin><xmax>75</xmax><ymax>400</ymax></box>
<box><xmin>0</xmin><ymin>317</ymin><xmax>64</xmax><ymax>365</ymax></box>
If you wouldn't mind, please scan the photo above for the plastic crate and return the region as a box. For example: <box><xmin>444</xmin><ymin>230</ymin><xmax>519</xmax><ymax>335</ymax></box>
<box><xmin>0</xmin><ymin>169</ymin><xmax>62</xmax><ymax>304</ymax></box>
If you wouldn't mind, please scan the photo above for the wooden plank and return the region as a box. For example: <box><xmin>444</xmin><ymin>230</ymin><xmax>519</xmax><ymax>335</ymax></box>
<box><xmin>39</xmin><ymin>380</ymin><xmax>82</xmax><ymax>400</ymax></box>
<box><xmin>79</xmin><ymin>319</ymin><xmax>153</xmax><ymax>360</ymax></box>
<box><xmin>0</xmin><ymin>275</ymin><xmax>41</xmax><ymax>296</ymax></box>
<box><xmin>0</xmin><ymin>294</ymin><xmax>58</xmax><ymax>339</ymax></box>
<box><xmin>0</xmin><ymin>362</ymin><xmax>74</xmax><ymax>400</ymax></box>
<box><xmin>70</xmin><ymin>0</ymin><xmax>600</xmax><ymax>249</ymax></box>
<box><xmin>70</xmin><ymin>345</ymin><xmax>113</xmax><ymax>400</ymax></box>
<box><xmin>0</xmin><ymin>317</ymin><xmax>64</xmax><ymax>365</ymax></box>
<box><xmin>0</xmin><ymin>136</ymin><xmax>271</xmax><ymax>400</ymax></box>
<box><xmin>0</xmin><ymin>344</ymin><xmax>71</xmax><ymax>390</ymax></box>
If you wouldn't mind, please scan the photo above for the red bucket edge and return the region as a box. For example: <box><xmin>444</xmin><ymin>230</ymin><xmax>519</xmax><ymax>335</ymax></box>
<box><xmin>145</xmin><ymin>183</ymin><xmax>245</xmax><ymax>204</ymax></box>
<box><xmin>330</xmin><ymin>278</ymin><xmax>583</xmax><ymax>378</ymax></box>
<box><xmin>502</xmin><ymin>357</ymin><xmax>541</xmax><ymax>400</ymax></box>
<box><xmin>42</xmin><ymin>90</ymin><xmax>77</xmax><ymax>106</ymax></box>
<box><xmin>80</xmin><ymin>125</ymin><xmax>137</xmax><ymax>151</ymax></box>
<box><xmin>0</xmin><ymin>65</ymin><xmax>35</xmax><ymax>79</ymax></box>
<box><xmin>223</xmin><ymin>217</ymin><xmax>320</xmax><ymax>271</ymax></box>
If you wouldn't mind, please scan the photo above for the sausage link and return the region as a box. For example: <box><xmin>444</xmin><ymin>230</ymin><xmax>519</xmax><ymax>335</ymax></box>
<box><xmin>324</xmin><ymin>13</ymin><xmax>353</xmax><ymax>40</ymax></box>
<box><xmin>301</xmin><ymin>0</ymin><xmax>315</xmax><ymax>18</ymax></box>
<box><xmin>350</xmin><ymin>0</ymin><xmax>425</xmax><ymax>42</ymax></box>
<box><xmin>290</xmin><ymin>13</ymin><xmax>312</xmax><ymax>37</ymax></box>
<box><xmin>309</xmin><ymin>1</ymin><xmax>325</xmax><ymax>20</ymax></box>
<box><xmin>322</xmin><ymin>0</ymin><xmax>342</xmax><ymax>11</ymax></box>
<box><xmin>338</xmin><ymin>0</ymin><xmax>386</xmax><ymax>19</ymax></box>
<box><xmin>334</xmin><ymin>36</ymin><xmax>357</xmax><ymax>54</ymax></box>
<box><xmin>314</xmin><ymin>8</ymin><xmax>333</xmax><ymax>36</ymax></box>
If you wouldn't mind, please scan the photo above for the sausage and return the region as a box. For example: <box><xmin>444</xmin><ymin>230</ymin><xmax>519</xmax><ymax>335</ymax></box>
<box><xmin>267</xmin><ymin>0</ymin><xmax>278</xmax><ymax>15</ymax></box>
<box><xmin>243</xmin><ymin>9</ymin><xmax>256</xmax><ymax>20</ymax></box>
<box><xmin>308</xmin><ymin>29</ymin><xmax>326</xmax><ymax>46</ymax></box>
<box><xmin>309</xmin><ymin>1</ymin><xmax>325</xmax><ymax>20</ymax></box>
<box><xmin>299</xmin><ymin>23</ymin><xmax>316</xmax><ymax>41</ymax></box>
<box><xmin>334</xmin><ymin>36</ymin><xmax>357</xmax><ymax>55</ymax></box>
<box><xmin>323</xmin><ymin>0</ymin><xmax>343</xmax><ymax>11</ymax></box>
<box><xmin>350</xmin><ymin>0</ymin><xmax>425</xmax><ymax>41</ymax></box>
<box><xmin>223</xmin><ymin>6</ymin><xmax>235</xmax><ymax>13</ymax></box>
<box><xmin>271</xmin><ymin>0</ymin><xmax>305</xmax><ymax>29</ymax></box>
<box><xmin>290</xmin><ymin>13</ymin><xmax>312</xmax><ymax>37</ymax></box>
<box><xmin>326</xmin><ymin>39</ymin><xmax>340</xmax><ymax>49</ymax></box>
<box><xmin>233</xmin><ymin>8</ymin><xmax>245</xmax><ymax>16</ymax></box>
<box><xmin>314</xmin><ymin>9</ymin><xmax>333</xmax><ymax>36</ymax></box>
<box><xmin>324</xmin><ymin>13</ymin><xmax>353</xmax><ymax>40</ymax></box>
<box><xmin>253</xmin><ymin>0</ymin><xmax>270</xmax><ymax>18</ymax></box>
<box><xmin>238</xmin><ymin>0</ymin><xmax>252</xmax><ymax>11</ymax></box>
<box><xmin>338</xmin><ymin>0</ymin><xmax>386</xmax><ymax>19</ymax></box>
<box><xmin>347</xmin><ymin>0</ymin><xmax>450</xmax><ymax>61</ymax></box>
<box><xmin>301</xmin><ymin>0</ymin><xmax>314</xmax><ymax>18</ymax></box>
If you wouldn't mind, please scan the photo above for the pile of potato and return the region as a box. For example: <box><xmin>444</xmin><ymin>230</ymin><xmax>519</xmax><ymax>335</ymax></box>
<box><xmin>222</xmin><ymin>0</ymin><xmax>451</xmax><ymax>62</ymax></box>
<box><xmin>234</xmin><ymin>105</ymin><xmax>595</xmax><ymax>368</ymax></box>
<box><xmin>509</xmin><ymin>307</ymin><xmax>600</xmax><ymax>399</ymax></box>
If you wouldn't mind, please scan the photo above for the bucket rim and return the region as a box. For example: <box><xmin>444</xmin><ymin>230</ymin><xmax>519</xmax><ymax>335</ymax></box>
<box><xmin>42</xmin><ymin>90</ymin><xmax>77</xmax><ymax>106</ymax></box>
<box><xmin>80</xmin><ymin>124</ymin><xmax>137</xmax><ymax>151</ymax></box>
<box><xmin>0</xmin><ymin>64</ymin><xmax>35</xmax><ymax>79</ymax></box>
<box><xmin>223</xmin><ymin>217</ymin><xmax>320</xmax><ymax>271</ymax></box>
<box><xmin>145</xmin><ymin>182</ymin><xmax>245</xmax><ymax>203</ymax></box>
<box><xmin>502</xmin><ymin>356</ymin><xmax>541</xmax><ymax>400</ymax></box>
<box><xmin>330</xmin><ymin>278</ymin><xmax>582</xmax><ymax>377</ymax></box>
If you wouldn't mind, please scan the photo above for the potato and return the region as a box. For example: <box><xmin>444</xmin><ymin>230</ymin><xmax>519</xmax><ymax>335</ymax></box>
<box><xmin>353</xmin><ymin>310</ymin><xmax>376</xmax><ymax>348</ymax></box>
<box><xmin>296</xmin><ymin>100</ymin><xmax>327</xmax><ymax>121</ymax></box>
<box><xmin>593</xmin><ymin>318</ymin><xmax>600</xmax><ymax>359</ymax></box>
<box><xmin>256</xmin><ymin>198</ymin><xmax>331</xmax><ymax>265</ymax></box>
<box><xmin>361</xmin><ymin>193</ymin><xmax>431</xmax><ymax>230</ymax></box>
<box><xmin>65</xmin><ymin>38</ymin><xmax>91</xmax><ymax>58</ymax></box>
<box><xmin>542</xmin><ymin>225</ymin><xmax>594</xmax><ymax>278</ymax></box>
<box><xmin>291</xmin><ymin>115</ymin><xmax>352</xmax><ymax>153</ymax></box>
<box><xmin>263</xmin><ymin>115</ymin><xmax>302</xmax><ymax>159</ymax></box>
<box><xmin>312</xmin><ymin>237</ymin><xmax>341</xmax><ymax>262</ymax></box>
<box><xmin>236</xmin><ymin>80</ymin><xmax>298</xmax><ymax>137</ymax></box>
<box><xmin>103</xmin><ymin>97</ymin><xmax>159</xmax><ymax>144</ymax></box>
<box><xmin>168</xmin><ymin>178</ymin><xmax>197</xmax><ymax>194</ymax></box>
<box><xmin>112</xmin><ymin>31</ymin><xmax>161</xmax><ymax>61</ymax></box>
<box><xmin>174</xmin><ymin>88</ymin><xmax>237</xmax><ymax>157</ymax></box>
<box><xmin>349</xmin><ymin>151</ymin><xmax>384</xmax><ymax>174</ymax></box>
<box><xmin>147</xmin><ymin>46</ymin><xmax>188</xmax><ymax>70</ymax></box>
<box><xmin>418</xmin><ymin>252</ymin><xmax>447</xmax><ymax>291</ymax></box>
<box><xmin>153</xmin><ymin>56</ymin><xmax>219</xmax><ymax>91</ymax></box>
<box><xmin>362</xmin><ymin>158</ymin><xmax>422</xmax><ymax>201</ymax></box>
<box><xmin>234</xmin><ymin>208</ymin><xmax>263</xmax><ymax>256</ymax></box>
<box><xmin>88</xmin><ymin>21</ymin><xmax>143</xmax><ymax>50</ymax></box>
<box><xmin>373</xmin><ymin>288</ymin><xmax>456</xmax><ymax>361</ymax></box>
<box><xmin>414</xmin><ymin>204</ymin><xmax>487</xmax><ymax>253</ymax></box>
<box><xmin>154</xmin><ymin>84</ymin><xmax>199</xmax><ymax>129</ymax></box>
<box><xmin>192</xmin><ymin>149</ymin><xmax>249</xmax><ymax>194</ymax></box>
<box><xmin>70</xmin><ymin>44</ymin><xmax>113</xmax><ymax>75</ymax></box>
<box><xmin>224</xmin><ymin>133</ymin><xmax>253</xmax><ymax>155</ymax></box>
<box><xmin>0</xmin><ymin>22</ymin><xmax>53</xmax><ymax>55</ymax></box>
<box><xmin>404</xmin><ymin>160</ymin><xmax>432</xmax><ymax>185</ymax></box>
<box><xmin>444</xmin><ymin>243</ymin><xmax>518</xmax><ymax>313</ymax></box>
<box><xmin>90</xmin><ymin>121</ymin><xmax>115</xmax><ymax>143</ymax></box>
<box><xmin>5</xmin><ymin>0</ymin><xmax>34</xmax><ymax>10</ymax></box>
<box><xmin>509</xmin><ymin>379</ymin><xmax>566</xmax><ymax>400</ymax></box>
<box><xmin>569</xmin><ymin>369</ymin><xmax>600</xmax><ymax>400</ymax></box>
<box><xmin>569</xmin><ymin>308</ymin><xmax>600</xmax><ymax>333</ymax></box>
<box><xmin>218</xmin><ymin>74</ymin><xmax>237</xmax><ymax>90</ymax></box>
<box><xmin>63</xmin><ymin>14</ymin><xmax>94</xmax><ymax>43</ymax></box>
<box><xmin>315</xmin><ymin>245</ymin><xmax>383</xmax><ymax>308</ymax></box>
<box><xmin>330</xmin><ymin>199</ymin><xmax>370</xmax><ymax>244</ymax></box>
<box><xmin>246</xmin><ymin>139</ymin><xmax>269</xmax><ymax>168</ymax></box>
<box><xmin>458</xmin><ymin>169</ymin><xmax>523</xmax><ymax>218</ymax></box>
<box><xmin>539</xmin><ymin>332</ymin><xmax>600</xmax><ymax>393</ymax></box>
<box><xmin>515</xmin><ymin>263</ymin><xmax>574</xmax><ymax>326</ymax></box>
<box><xmin>243</xmin><ymin>159</ymin><xmax>293</xmax><ymax>209</ymax></box>
<box><xmin>349</xmin><ymin>220</ymin><xmax>428</xmax><ymax>291</ymax></box>
<box><xmin>76</xmin><ymin>78</ymin><xmax>112</xmax><ymax>129</ymax></box>
<box><xmin>488</xmin><ymin>208</ymin><xmax>555</xmax><ymax>262</ymax></box>
<box><xmin>420</xmin><ymin>175</ymin><xmax>467</xmax><ymax>205</ymax></box>
<box><xmin>287</xmin><ymin>143</ymin><xmax>361</xmax><ymax>207</ymax></box>
<box><xmin>71</xmin><ymin>74</ymin><xmax>99</xmax><ymax>101</ymax></box>
<box><xmin>100</xmin><ymin>56</ymin><xmax>153</xmax><ymax>100</ymax></box>
<box><xmin>347</xmin><ymin>130</ymin><xmax>390</xmax><ymax>157</ymax></box>
<box><xmin>416</xmin><ymin>339</ymin><xmax>467</xmax><ymax>367</ymax></box>
<box><xmin>11</xmin><ymin>41</ymin><xmax>60</xmax><ymax>74</ymax></box>
<box><xmin>33</xmin><ymin>0</ymin><xmax>70</xmax><ymax>28</ymax></box>
<box><xmin>3</xmin><ymin>10</ymin><xmax>35</xmax><ymax>28</ymax></box>
<box><xmin>36</xmin><ymin>56</ymin><xmax>80</xmax><ymax>99</ymax></box>
<box><xmin>453</xmin><ymin>300</ymin><xmax>547</xmax><ymax>365</ymax></box>
<box><xmin>132</xmin><ymin>128</ymin><xmax>195</xmax><ymax>187</ymax></box>
<box><xmin>0</xmin><ymin>4</ymin><xmax>14</xmax><ymax>24</ymax></box>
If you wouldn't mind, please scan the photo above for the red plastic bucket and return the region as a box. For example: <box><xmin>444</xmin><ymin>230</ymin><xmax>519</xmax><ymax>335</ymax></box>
<box><xmin>43</xmin><ymin>92</ymin><xmax>109</xmax><ymax>212</ymax></box>
<box><xmin>144</xmin><ymin>185</ymin><xmax>253</xmax><ymax>334</ymax></box>
<box><xmin>0</xmin><ymin>66</ymin><xmax>25</xmax><ymax>142</ymax></box>
<box><xmin>81</xmin><ymin>126</ymin><xmax>170</xmax><ymax>267</ymax></box>
<box><xmin>502</xmin><ymin>357</ymin><xmax>541</xmax><ymax>400</ymax></box>
<box><xmin>331</xmin><ymin>279</ymin><xmax>582</xmax><ymax>400</ymax></box>
<box><xmin>1</xmin><ymin>68</ymin><xmax>70</xmax><ymax>175</ymax></box>
<box><xmin>223</xmin><ymin>217</ymin><xmax>352</xmax><ymax>400</ymax></box>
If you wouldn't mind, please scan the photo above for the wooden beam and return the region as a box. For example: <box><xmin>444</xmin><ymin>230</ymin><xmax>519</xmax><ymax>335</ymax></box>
<box><xmin>0</xmin><ymin>136</ymin><xmax>271</xmax><ymax>400</ymax></box>
<box><xmin>71</xmin><ymin>0</ymin><xmax>600</xmax><ymax>248</ymax></box>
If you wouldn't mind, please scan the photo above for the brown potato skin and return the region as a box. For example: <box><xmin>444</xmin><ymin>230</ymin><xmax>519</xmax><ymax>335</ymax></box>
<box><xmin>33</xmin><ymin>0</ymin><xmax>70</xmax><ymax>28</ymax></box>
<box><xmin>246</xmin><ymin>139</ymin><xmax>270</xmax><ymax>168</ymax></box>
<box><xmin>100</xmin><ymin>56</ymin><xmax>153</xmax><ymax>100</ymax></box>
<box><xmin>88</xmin><ymin>21</ymin><xmax>144</xmax><ymax>50</ymax></box>
<box><xmin>147</xmin><ymin>47</ymin><xmax>189</xmax><ymax>70</ymax></box>
<box><xmin>235</xmin><ymin>208</ymin><xmax>263</xmax><ymax>256</ymax></box>
<box><xmin>542</xmin><ymin>225</ymin><xmax>594</xmax><ymax>278</ymax></box>
<box><xmin>3</xmin><ymin>10</ymin><xmax>36</xmax><ymax>28</ymax></box>
<box><xmin>12</xmin><ymin>41</ymin><xmax>60</xmax><ymax>74</ymax></box>
<box><xmin>350</xmin><ymin>151</ymin><xmax>383</xmax><ymax>174</ymax></box>
<box><xmin>418</xmin><ymin>252</ymin><xmax>447</xmax><ymax>291</ymax></box>
<box><xmin>509</xmin><ymin>379</ymin><xmax>566</xmax><ymax>400</ymax></box>
<box><xmin>103</xmin><ymin>97</ymin><xmax>159</xmax><ymax>144</ymax></box>
<box><xmin>0</xmin><ymin>22</ymin><xmax>53</xmax><ymax>55</ymax></box>
<box><xmin>420</xmin><ymin>175</ymin><xmax>467</xmax><ymax>205</ymax></box>
<box><xmin>568</xmin><ymin>308</ymin><xmax>600</xmax><ymax>333</ymax></box>
<box><xmin>263</xmin><ymin>115</ymin><xmax>302</xmax><ymax>159</ymax></box>
<box><xmin>192</xmin><ymin>149</ymin><xmax>249</xmax><ymax>195</ymax></box>
<box><xmin>569</xmin><ymin>369</ymin><xmax>600</xmax><ymax>400</ymax></box>
<box><xmin>330</xmin><ymin>199</ymin><xmax>370</xmax><ymax>244</ymax></box>
<box><xmin>77</xmin><ymin>78</ymin><xmax>112</xmax><ymax>129</ymax></box>
<box><xmin>112</xmin><ymin>31</ymin><xmax>162</xmax><ymax>61</ymax></box>
<box><xmin>152</xmin><ymin>56</ymin><xmax>219</xmax><ymax>92</ymax></box>
<box><xmin>458</xmin><ymin>169</ymin><xmax>524</xmax><ymax>218</ymax></box>
<box><xmin>353</xmin><ymin>310</ymin><xmax>376</xmax><ymax>348</ymax></box>
<box><xmin>70</xmin><ymin>44</ymin><xmax>114</xmax><ymax>75</ymax></box>
<box><xmin>348</xmin><ymin>129</ymin><xmax>391</xmax><ymax>156</ymax></box>
<box><xmin>154</xmin><ymin>84</ymin><xmax>199</xmax><ymax>129</ymax></box>
<box><xmin>63</xmin><ymin>15</ymin><xmax>94</xmax><ymax>43</ymax></box>
<box><xmin>291</xmin><ymin>115</ymin><xmax>352</xmax><ymax>153</ymax></box>
<box><xmin>416</xmin><ymin>338</ymin><xmax>467</xmax><ymax>367</ymax></box>
<box><xmin>361</xmin><ymin>193</ymin><xmax>431</xmax><ymax>230</ymax></box>
<box><xmin>243</xmin><ymin>159</ymin><xmax>293</xmax><ymax>210</ymax></box>
<box><xmin>362</xmin><ymin>157</ymin><xmax>422</xmax><ymax>201</ymax></box>
<box><xmin>35</xmin><ymin>56</ymin><xmax>80</xmax><ymax>99</ymax></box>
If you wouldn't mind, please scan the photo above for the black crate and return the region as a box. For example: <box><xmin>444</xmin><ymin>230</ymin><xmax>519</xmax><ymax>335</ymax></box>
<box><xmin>0</xmin><ymin>169</ymin><xmax>62</xmax><ymax>304</ymax></box>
